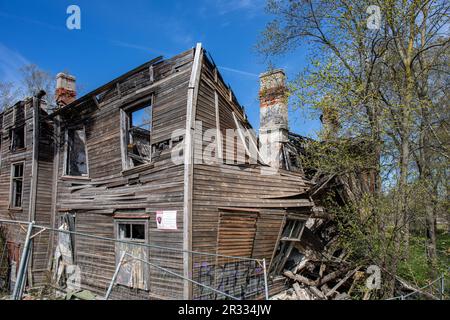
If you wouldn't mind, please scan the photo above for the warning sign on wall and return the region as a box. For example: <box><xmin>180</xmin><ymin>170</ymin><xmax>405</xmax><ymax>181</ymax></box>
<box><xmin>156</xmin><ymin>210</ymin><xmax>177</xmax><ymax>230</ymax></box>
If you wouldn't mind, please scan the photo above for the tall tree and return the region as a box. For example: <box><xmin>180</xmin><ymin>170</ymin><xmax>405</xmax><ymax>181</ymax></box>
<box><xmin>257</xmin><ymin>0</ymin><xmax>449</xmax><ymax>295</ymax></box>
<box><xmin>0</xmin><ymin>64</ymin><xmax>55</xmax><ymax>112</ymax></box>
<box><xmin>20</xmin><ymin>64</ymin><xmax>55</xmax><ymax>103</ymax></box>
<box><xmin>0</xmin><ymin>81</ymin><xmax>17</xmax><ymax>112</ymax></box>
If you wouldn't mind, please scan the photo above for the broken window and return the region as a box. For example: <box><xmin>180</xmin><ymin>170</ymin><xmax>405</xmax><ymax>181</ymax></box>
<box><xmin>122</xmin><ymin>103</ymin><xmax>152</xmax><ymax>169</ymax></box>
<box><xmin>10</xmin><ymin>163</ymin><xmax>24</xmax><ymax>208</ymax></box>
<box><xmin>270</xmin><ymin>216</ymin><xmax>306</xmax><ymax>275</ymax></box>
<box><xmin>65</xmin><ymin>127</ymin><xmax>88</xmax><ymax>177</ymax></box>
<box><xmin>115</xmin><ymin>220</ymin><xmax>149</xmax><ymax>290</ymax></box>
<box><xmin>10</xmin><ymin>126</ymin><xmax>25</xmax><ymax>151</ymax></box>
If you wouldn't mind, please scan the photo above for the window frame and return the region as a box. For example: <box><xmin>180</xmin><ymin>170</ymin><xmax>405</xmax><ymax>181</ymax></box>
<box><xmin>115</xmin><ymin>219</ymin><xmax>149</xmax><ymax>243</ymax></box>
<box><xmin>10</xmin><ymin>162</ymin><xmax>25</xmax><ymax>209</ymax></box>
<box><xmin>63</xmin><ymin>125</ymin><xmax>89</xmax><ymax>178</ymax></box>
<box><xmin>268</xmin><ymin>214</ymin><xmax>307</xmax><ymax>275</ymax></box>
<box><xmin>10</xmin><ymin>125</ymin><xmax>26</xmax><ymax>152</ymax></box>
<box><xmin>120</xmin><ymin>96</ymin><xmax>153</xmax><ymax>171</ymax></box>
<box><xmin>114</xmin><ymin>218</ymin><xmax>149</xmax><ymax>290</ymax></box>
<box><xmin>9</xmin><ymin>103</ymin><xmax>26</xmax><ymax>152</ymax></box>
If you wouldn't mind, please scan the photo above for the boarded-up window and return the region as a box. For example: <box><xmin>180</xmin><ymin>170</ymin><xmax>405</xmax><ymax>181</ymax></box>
<box><xmin>65</xmin><ymin>127</ymin><xmax>88</xmax><ymax>177</ymax></box>
<box><xmin>115</xmin><ymin>220</ymin><xmax>149</xmax><ymax>290</ymax></box>
<box><xmin>217</xmin><ymin>212</ymin><xmax>258</xmax><ymax>260</ymax></box>
<box><xmin>53</xmin><ymin>213</ymin><xmax>77</xmax><ymax>289</ymax></box>
<box><xmin>10</xmin><ymin>163</ymin><xmax>24</xmax><ymax>208</ymax></box>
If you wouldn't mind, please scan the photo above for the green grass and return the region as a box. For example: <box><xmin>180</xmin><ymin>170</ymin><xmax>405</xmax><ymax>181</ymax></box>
<box><xmin>398</xmin><ymin>230</ymin><xmax>449</xmax><ymax>296</ymax></box>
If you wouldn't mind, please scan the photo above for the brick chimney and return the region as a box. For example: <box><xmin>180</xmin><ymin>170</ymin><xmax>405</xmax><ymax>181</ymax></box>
<box><xmin>55</xmin><ymin>73</ymin><xmax>76</xmax><ymax>107</ymax></box>
<box><xmin>320</xmin><ymin>96</ymin><xmax>340</xmax><ymax>140</ymax></box>
<box><xmin>259</xmin><ymin>69</ymin><xmax>288</xmax><ymax>169</ymax></box>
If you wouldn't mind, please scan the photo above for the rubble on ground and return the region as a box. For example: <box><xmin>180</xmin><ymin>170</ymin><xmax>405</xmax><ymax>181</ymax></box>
<box><xmin>270</xmin><ymin>213</ymin><xmax>367</xmax><ymax>300</ymax></box>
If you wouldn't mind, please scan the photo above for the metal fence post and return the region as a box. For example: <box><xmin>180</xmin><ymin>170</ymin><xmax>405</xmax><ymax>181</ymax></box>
<box><xmin>441</xmin><ymin>273</ymin><xmax>445</xmax><ymax>300</ymax></box>
<box><xmin>1</xmin><ymin>219</ymin><xmax>270</xmax><ymax>300</ymax></box>
<box><xmin>105</xmin><ymin>251</ymin><xmax>127</xmax><ymax>300</ymax></box>
<box><xmin>262</xmin><ymin>258</ymin><xmax>269</xmax><ymax>300</ymax></box>
<box><xmin>12</xmin><ymin>221</ymin><xmax>34</xmax><ymax>300</ymax></box>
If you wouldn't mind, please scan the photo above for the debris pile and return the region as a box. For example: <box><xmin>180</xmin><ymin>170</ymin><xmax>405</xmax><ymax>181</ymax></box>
<box><xmin>271</xmin><ymin>213</ymin><xmax>367</xmax><ymax>300</ymax></box>
<box><xmin>271</xmin><ymin>133</ymin><xmax>379</xmax><ymax>300</ymax></box>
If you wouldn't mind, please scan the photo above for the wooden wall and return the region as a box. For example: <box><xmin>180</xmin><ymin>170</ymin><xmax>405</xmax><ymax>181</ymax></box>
<box><xmin>0</xmin><ymin>99</ymin><xmax>55</xmax><ymax>286</ymax></box>
<box><xmin>32</xmin><ymin>107</ymin><xmax>56</xmax><ymax>285</ymax></box>
<box><xmin>190</xmin><ymin>54</ymin><xmax>314</xmax><ymax>299</ymax></box>
<box><xmin>0</xmin><ymin>45</ymin><xmax>315</xmax><ymax>300</ymax></box>
<box><xmin>51</xmin><ymin>49</ymin><xmax>194</xmax><ymax>299</ymax></box>
<box><xmin>0</xmin><ymin>101</ymin><xmax>33</xmax><ymax>228</ymax></box>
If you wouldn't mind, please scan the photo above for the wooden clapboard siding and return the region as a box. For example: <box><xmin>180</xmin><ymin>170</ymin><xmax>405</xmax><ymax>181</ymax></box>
<box><xmin>0</xmin><ymin>101</ymin><xmax>33</xmax><ymax>230</ymax></box>
<box><xmin>217</xmin><ymin>212</ymin><xmax>257</xmax><ymax>258</ymax></box>
<box><xmin>0</xmin><ymin>45</ymin><xmax>314</xmax><ymax>300</ymax></box>
<box><xmin>191</xmin><ymin>54</ymin><xmax>314</xmax><ymax>299</ymax></box>
<box><xmin>0</xmin><ymin>100</ymin><xmax>55</xmax><ymax>286</ymax></box>
<box><xmin>32</xmin><ymin>110</ymin><xmax>56</xmax><ymax>284</ymax></box>
<box><xmin>192</xmin><ymin>54</ymin><xmax>313</xmax><ymax>254</ymax></box>
<box><xmin>50</xmin><ymin>48</ymin><xmax>195</xmax><ymax>299</ymax></box>
<box><xmin>0</xmin><ymin>101</ymin><xmax>32</xmax><ymax>254</ymax></box>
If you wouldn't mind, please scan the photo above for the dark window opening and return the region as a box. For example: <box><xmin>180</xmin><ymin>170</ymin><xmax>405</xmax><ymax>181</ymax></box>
<box><xmin>119</xmin><ymin>223</ymin><xmax>131</xmax><ymax>239</ymax></box>
<box><xmin>66</xmin><ymin>127</ymin><xmax>88</xmax><ymax>176</ymax></box>
<box><xmin>118</xmin><ymin>222</ymin><xmax>146</xmax><ymax>241</ymax></box>
<box><xmin>11</xmin><ymin>163</ymin><xmax>24</xmax><ymax>208</ymax></box>
<box><xmin>125</xmin><ymin>104</ymin><xmax>152</xmax><ymax>168</ymax></box>
<box><xmin>132</xmin><ymin>224</ymin><xmax>145</xmax><ymax>240</ymax></box>
<box><xmin>10</xmin><ymin>126</ymin><xmax>25</xmax><ymax>151</ymax></box>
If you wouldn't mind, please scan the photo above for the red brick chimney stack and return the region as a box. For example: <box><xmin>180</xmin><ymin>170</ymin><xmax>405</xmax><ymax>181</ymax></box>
<box><xmin>55</xmin><ymin>73</ymin><xmax>76</xmax><ymax>107</ymax></box>
<box><xmin>259</xmin><ymin>69</ymin><xmax>289</xmax><ymax>169</ymax></box>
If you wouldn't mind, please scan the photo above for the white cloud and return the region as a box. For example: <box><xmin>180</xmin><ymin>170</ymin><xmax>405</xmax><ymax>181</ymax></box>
<box><xmin>0</xmin><ymin>43</ymin><xmax>30</xmax><ymax>84</ymax></box>
<box><xmin>218</xmin><ymin>65</ymin><xmax>259</xmax><ymax>77</ymax></box>
<box><xmin>110</xmin><ymin>40</ymin><xmax>171</xmax><ymax>56</ymax></box>
<box><xmin>0</xmin><ymin>11</ymin><xmax>62</xmax><ymax>32</ymax></box>
<box><xmin>212</xmin><ymin>0</ymin><xmax>264</xmax><ymax>15</ymax></box>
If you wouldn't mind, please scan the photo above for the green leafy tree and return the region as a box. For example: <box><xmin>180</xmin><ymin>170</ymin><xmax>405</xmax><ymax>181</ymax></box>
<box><xmin>257</xmin><ymin>0</ymin><xmax>449</xmax><ymax>297</ymax></box>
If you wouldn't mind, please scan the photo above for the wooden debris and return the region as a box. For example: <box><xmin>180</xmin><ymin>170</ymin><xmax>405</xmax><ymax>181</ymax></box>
<box><xmin>276</xmin><ymin>214</ymin><xmax>365</xmax><ymax>300</ymax></box>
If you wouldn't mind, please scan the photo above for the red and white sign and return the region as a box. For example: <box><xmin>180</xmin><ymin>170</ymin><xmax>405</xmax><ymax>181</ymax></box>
<box><xmin>156</xmin><ymin>210</ymin><xmax>177</xmax><ymax>230</ymax></box>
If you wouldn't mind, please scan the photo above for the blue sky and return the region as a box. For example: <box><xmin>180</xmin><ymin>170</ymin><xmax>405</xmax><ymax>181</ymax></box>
<box><xmin>0</xmin><ymin>0</ymin><xmax>321</xmax><ymax>136</ymax></box>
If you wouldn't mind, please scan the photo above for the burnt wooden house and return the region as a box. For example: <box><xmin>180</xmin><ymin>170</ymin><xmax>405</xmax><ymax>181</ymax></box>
<box><xmin>0</xmin><ymin>43</ymin><xmax>316</xmax><ymax>299</ymax></box>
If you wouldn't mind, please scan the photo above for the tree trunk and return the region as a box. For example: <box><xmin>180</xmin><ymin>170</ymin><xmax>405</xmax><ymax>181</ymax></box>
<box><xmin>425</xmin><ymin>202</ymin><xmax>438</xmax><ymax>274</ymax></box>
<box><xmin>398</xmin><ymin>116</ymin><xmax>411</xmax><ymax>256</ymax></box>
<box><xmin>398</xmin><ymin>59</ymin><xmax>415</xmax><ymax>258</ymax></box>
<box><xmin>420</xmin><ymin>105</ymin><xmax>438</xmax><ymax>275</ymax></box>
